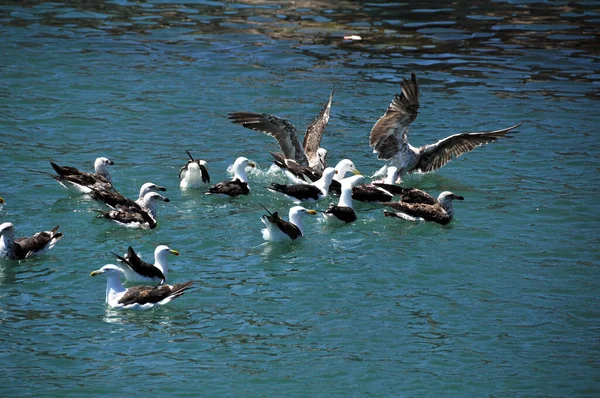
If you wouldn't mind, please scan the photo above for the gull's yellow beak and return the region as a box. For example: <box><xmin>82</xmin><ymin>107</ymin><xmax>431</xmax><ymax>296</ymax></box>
<box><xmin>352</xmin><ymin>169</ymin><xmax>361</xmax><ymax>175</ymax></box>
<box><xmin>248</xmin><ymin>161</ymin><xmax>257</xmax><ymax>168</ymax></box>
<box><xmin>90</xmin><ymin>270</ymin><xmax>101</xmax><ymax>277</ymax></box>
<box><xmin>170</xmin><ymin>249</ymin><xmax>180</xmax><ymax>256</ymax></box>
<box><xmin>306</xmin><ymin>209</ymin><xmax>318</xmax><ymax>215</ymax></box>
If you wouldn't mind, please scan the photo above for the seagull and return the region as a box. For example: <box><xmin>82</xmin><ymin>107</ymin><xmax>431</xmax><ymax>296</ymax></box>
<box><xmin>0</xmin><ymin>222</ymin><xmax>63</xmax><ymax>260</ymax></box>
<box><xmin>50</xmin><ymin>157</ymin><xmax>114</xmax><ymax>193</ymax></box>
<box><xmin>95</xmin><ymin>192</ymin><xmax>170</xmax><ymax>229</ymax></box>
<box><xmin>114</xmin><ymin>245</ymin><xmax>180</xmax><ymax>284</ymax></box>
<box><xmin>268</xmin><ymin>167</ymin><xmax>337</xmax><ymax>203</ymax></box>
<box><xmin>206</xmin><ymin>157</ymin><xmax>256</xmax><ymax>197</ymax></box>
<box><xmin>179</xmin><ymin>150</ymin><xmax>210</xmax><ymax>189</ymax></box>
<box><xmin>348</xmin><ymin>166</ymin><xmax>396</xmax><ymax>203</ymax></box>
<box><xmin>260</xmin><ymin>204</ymin><xmax>318</xmax><ymax>242</ymax></box>
<box><xmin>0</xmin><ymin>196</ymin><xmax>5</xmax><ymax>211</ymax></box>
<box><xmin>281</xmin><ymin>158</ymin><xmax>360</xmax><ymax>192</ymax></box>
<box><xmin>91</xmin><ymin>182</ymin><xmax>166</xmax><ymax>210</ymax></box>
<box><xmin>90</xmin><ymin>264</ymin><xmax>194</xmax><ymax>310</ymax></box>
<box><xmin>369</xmin><ymin>73</ymin><xmax>521</xmax><ymax>180</ymax></box>
<box><xmin>228</xmin><ymin>89</ymin><xmax>334</xmax><ymax>173</ymax></box>
<box><xmin>323</xmin><ymin>175</ymin><xmax>365</xmax><ymax>223</ymax></box>
<box><xmin>383</xmin><ymin>191</ymin><xmax>464</xmax><ymax>225</ymax></box>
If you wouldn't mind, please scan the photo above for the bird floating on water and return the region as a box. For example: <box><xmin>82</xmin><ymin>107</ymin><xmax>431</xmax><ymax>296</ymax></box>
<box><xmin>114</xmin><ymin>245</ymin><xmax>180</xmax><ymax>285</ymax></box>
<box><xmin>228</xmin><ymin>89</ymin><xmax>334</xmax><ymax>173</ymax></box>
<box><xmin>206</xmin><ymin>156</ymin><xmax>256</xmax><ymax>197</ymax></box>
<box><xmin>369</xmin><ymin>73</ymin><xmax>521</xmax><ymax>181</ymax></box>
<box><xmin>179</xmin><ymin>150</ymin><xmax>210</xmax><ymax>189</ymax></box>
<box><xmin>0</xmin><ymin>222</ymin><xmax>63</xmax><ymax>260</ymax></box>
<box><xmin>323</xmin><ymin>175</ymin><xmax>365</xmax><ymax>224</ymax></box>
<box><xmin>0</xmin><ymin>196</ymin><xmax>4</xmax><ymax>211</ymax></box>
<box><xmin>95</xmin><ymin>191</ymin><xmax>170</xmax><ymax>229</ymax></box>
<box><xmin>383</xmin><ymin>191</ymin><xmax>464</xmax><ymax>225</ymax></box>
<box><xmin>90</xmin><ymin>264</ymin><xmax>193</xmax><ymax>310</ymax></box>
<box><xmin>91</xmin><ymin>182</ymin><xmax>166</xmax><ymax>210</ymax></box>
<box><xmin>50</xmin><ymin>157</ymin><xmax>114</xmax><ymax>193</ymax></box>
<box><xmin>260</xmin><ymin>204</ymin><xmax>317</xmax><ymax>242</ymax></box>
<box><xmin>349</xmin><ymin>166</ymin><xmax>396</xmax><ymax>203</ymax></box>
<box><xmin>268</xmin><ymin>167</ymin><xmax>337</xmax><ymax>203</ymax></box>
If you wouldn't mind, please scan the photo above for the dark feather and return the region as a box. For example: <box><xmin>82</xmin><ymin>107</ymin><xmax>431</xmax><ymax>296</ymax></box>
<box><xmin>369</xmin><ymin>73</ymin><xmax>420</xmax><ymax>160</ymax></box>
<box><xmin>372</xmin><ymin>184</ymin><xmax>436</xmax><ymax>204</ymax></box>
<box><xmin>324</xmin><ymin>204</ymin><xmax>357</xmax><ymax>223</ymax></box>
<box><xmin>228</xmin><ymin>112</ymin><xmax>307</xmax><ymax>165</ymax></box>
<box><xmin>268</xmin><ymin>182</ymin><xmax>322</xmax><ymax>201</ymax></box>
<box><xmin>13</xmin><ymin>225</ymin><xmax>63</xmax><ymax>259</ymax></box>
<box><xmin>262</xmin><ymin>211</ymin><xmax>303</xmax><ymax>240</ymax></box>
<box><xmin>207</xmin><ymin>179</ymin><xmax>249</xmax><ymax>197</ymax></box>
<box><xmin>351</xmin><ymin>184</ymin><xmax>393</xmax><ymax>203</ymax></box>
<box><xmin>303</xmin><ymin>89</ymin><xmax>334</xmax><ymax>165</ymax></box>
<box><xmin>118</xmin><ymin>281</ymin><xmax>194</xmax><ymax>306</ymax></box>
<box><xmin>382</xmin><ymin>201</ymin><xmax>451</xmax><ymax>225</ymax></box>
<box><xmin>414</xmin><ymin>124</ymin><xmax>521</xmax><ymax>173</ymax></box>
<box><xmin>115</xmin><ymin>246</ymin><xmax>165</xmax><ymax>282</ymax></box>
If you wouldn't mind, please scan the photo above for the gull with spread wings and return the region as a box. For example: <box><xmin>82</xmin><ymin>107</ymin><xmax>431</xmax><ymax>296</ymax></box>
<box><xmin>228</xmin><ymin>90</ymin><xmax>334</xmax><ymax>176</ymax></box>
<box><xmin>369</xmin><ymin>73</ymin><xmax>521</xmax><ymax>181</ymax></box>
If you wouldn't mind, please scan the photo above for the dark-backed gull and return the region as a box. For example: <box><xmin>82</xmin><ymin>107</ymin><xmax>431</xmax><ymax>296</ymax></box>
<box><xmin>114</xmin><ymin>245</ymin><xmax>179</xmax><ymax>284</ymax></box>
<box><xmin>0</xmin><ymin>222</ymin><xmax>63</xmax><ymax>260</ymax></box>
<box><xmin>228</xmin><ymin>89</ymin><xmax>334</xmax><ymax>173</ymax></box>
<box><xmin>260</xmin><ymin>204</ymin><xmax>318</xmax><ymax>242</ymax></box>
<box><xmin>179</xmin><ymin>151</ymin><xmax>210</xmax><ymax>189</ymax></box>
<box><xmin>268</xmin><ymin>167</ymin><xmax>337</xmax><ymax>203</ymax></box>
<box><xmin>50</xmin><ymin>157</ymin><xmax>114</xmax><ymax>193</ymax></box>
<box><xmin>383</xmin><ymin>191</ymin><xmax>464</xmax><ymax>225</ymax></box>
<box><xmin>90</xmin><ymin>264</ymin><xmax>193</xmax><ymax>310</ymax></box>
<box><xmin>206</xmin><ymin>157</ymin><xmax>256</xmax><ymax>197</ymax></box>
<box><xmin>369</xmin><ymin>73</ymin><xmax>521</xmax><ymax>181</ymax></box>
<box><xmin>96</xmin><ymin>192</ymin><xmax>170</xmax><ymax>229</ymax></box>
<box><xmin>323</xmin><ymin>175</ymin><xmax>365</xmax><ymax>223</ymax></box>
<box><xmin>370</xmin><ymin>166</ymin><xmax>436</xmax><ymax>204</ymax></box>
<box><xmin>91</xmin><ymin>182</ymin><xmax>166</xmax><ymax>210</ymax></box>
<box><xmin>0</xmin><ymin>196</ymin><xmax>4</xmax><ymax>211</ymax></box>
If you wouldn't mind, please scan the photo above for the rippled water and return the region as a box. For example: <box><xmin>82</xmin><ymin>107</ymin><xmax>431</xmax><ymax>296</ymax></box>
<box><xmin>1</xmin><ymin>1</ymin><xmax>599</xmax><ymax>396</ymax></box>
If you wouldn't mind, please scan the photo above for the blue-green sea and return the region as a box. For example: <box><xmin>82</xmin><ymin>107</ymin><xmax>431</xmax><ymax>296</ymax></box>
<box><xmin>1</xmin><ymin>1</ymin><xmax>599</xmax><ymax>396</ymax></box>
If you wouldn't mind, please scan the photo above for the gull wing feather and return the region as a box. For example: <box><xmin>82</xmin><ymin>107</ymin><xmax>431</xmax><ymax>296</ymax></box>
<box><xmin>369</xmin><ymin>73</ymin><xmax>420</xmax><ymax>160</ymax></box>
<box><xmin>303</xmin><ymin>89</ymin><xmax>334</xmax><ymax>164</ymax></box>
<box><xmin>228</xmin><ymin>112</ymin><xmax>307</xmax><ymax>166</ymax></box>
<box><xmin>414</xmin><ymin>123</ymin><xmax>521</xmax><ymax>173</ymax></box>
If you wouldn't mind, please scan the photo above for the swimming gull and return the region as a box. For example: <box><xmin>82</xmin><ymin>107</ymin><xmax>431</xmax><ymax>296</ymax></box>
<box><xmin>0</xmin><ymin>222</ymin><xmax>63</xmax><ymax>260</ymax></box>
<box><xmin>179</xmin><ymin>150</ymin><xmax>210</xmax><ymax>189</ymax></box>
<box><xmin>114</xmin><ymin>245</ymin><xmax>180</xmax><ymax>284</ymax></box>
<box><xmin>206</xmin><ymin>156</ymin><xmax>256</xmax><ymax>197</ymax></box>
<box><xmin>260</xmin><ymin>204</ymin><xmax>317</xmax><ymax>242</ymax></box>
<box><xmin>383</xmin><ymin>191</ymin><xmax>464</xmax><ymax>225</ymax></box>
<box><xmin>90</xmin><ymin>264</ymin><xmax>193</xmax><ymax>310</ymax></box>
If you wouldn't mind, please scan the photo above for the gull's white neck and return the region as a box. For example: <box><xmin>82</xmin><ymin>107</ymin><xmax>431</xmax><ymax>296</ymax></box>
<box><xmin>338</xmin><ymin>185</ymin><xmax>354</xmax><ymax>208</ymax></box>
<box><xmin>233</xmin><ymin>164</ymin><xmax>248</xmax><ymax>183</ymax></box>
<box><xmin>105</xmin><ymin>273</ymin><xmax>127</xmax><ymax>305</ymax></box>
<box><xmin>289</xmin><ymin>212</ymin><xmax>304</xmax><ymax>234</ymax></box>
<box><xmin>154</xmin><ymin>251</ymin><xmax>169</xmax><ymax>280</ymax></box>
<box><xmin>314</xmin><ymin>172</ymin><xmax>334</xmax><ymax>194</ymax></box>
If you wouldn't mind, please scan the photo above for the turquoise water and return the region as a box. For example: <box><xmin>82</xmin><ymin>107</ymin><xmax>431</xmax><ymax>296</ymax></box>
<box><xmin>1</xmin><ymin>1</ymin><xmax>599</xmax><ymax>396</ymax></box>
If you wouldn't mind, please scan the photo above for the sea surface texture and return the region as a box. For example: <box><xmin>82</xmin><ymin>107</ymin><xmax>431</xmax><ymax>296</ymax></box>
<box><xmin>1</xmin><ymin>0</ymin><xmax>599</xmax><ymax>396</ymax></box>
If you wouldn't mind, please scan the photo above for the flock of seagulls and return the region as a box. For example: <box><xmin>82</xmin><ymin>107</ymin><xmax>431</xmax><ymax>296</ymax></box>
<box><xmin>0</xmin><ymin>73</ymin><xmax>521</xmax><ymax>310</ymax></box>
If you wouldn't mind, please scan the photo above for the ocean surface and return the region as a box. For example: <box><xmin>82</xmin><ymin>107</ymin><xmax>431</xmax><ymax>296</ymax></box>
<box><xmin>1</xmin><ymin>0</ymin><xmax>599</xmax><ymax>396</ymax></box>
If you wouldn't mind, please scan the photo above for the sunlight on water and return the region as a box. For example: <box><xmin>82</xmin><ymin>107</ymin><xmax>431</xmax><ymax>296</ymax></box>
<box><xmin>1</xmin><ymin>0</ymin><xmax>599</xmax><ymax>396</ymax></box>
